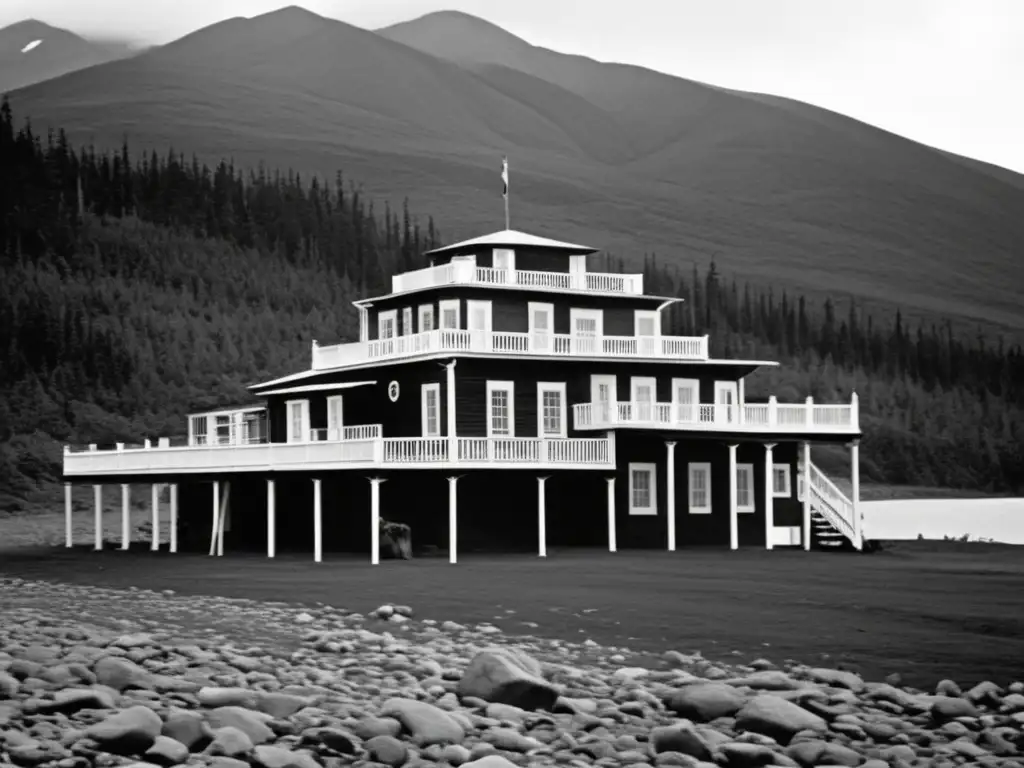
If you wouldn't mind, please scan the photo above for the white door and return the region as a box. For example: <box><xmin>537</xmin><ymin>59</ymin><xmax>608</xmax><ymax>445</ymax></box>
<box><xmin>571</xmin><ymin>309</ymin><xmax>603</xmax><ymax>355</ymax></box>
<box><xmin>327</xmin><ymin>395</ymin><xmax>344</xmax><ymax>441</ymax></box>
<box><xmin>286</xmin><ymin>400</ymin><xmax>310</xmax><ymax>443</ymax></box>
<box><xmin>590</xmin><ymin>375</ymin><xmax>617</xmax><ymax>425</ymax></box>
<box><xmin>529</xmin><ymin>302</ymin><xmax>554</xmax><ymax>353</ymax></box>
<box><xmin>635</xmin><ymin>311</ymin><xmax>660</xmax><ymax>356</ymax></box>
<box><xmin>467</xmin><ymin>300</ymin><xmax>492</xmax><ymax>352</ymax></box>
<box><xmin>672</xmin><ymin>378</ymin><xmax>699</xmax><ymax>423</ymax></box>
<box><xmin>493</xmin><ymin>248</ymin><xmax>515</xmax><ymax>284</ymax></box>
<box><xmin>378</xmin><ymin>310</ymin><xmax>397</xmax><ymax>356</ymax></box>
<box><xmin>715</xmin><ymin>381</ymin><xmax>739</xmax><ymax>424</ymax></box>
<box><xmin>631</xmin><ymin>377</ymin><xmax>656</xmax><ymax>423</ymax></box>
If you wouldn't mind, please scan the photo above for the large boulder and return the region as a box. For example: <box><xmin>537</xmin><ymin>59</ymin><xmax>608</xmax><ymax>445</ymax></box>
<box><xmin>380</xmin><ymin>697</ymin><xmax>464</xmax><ymax>745</ymax></box>
<box><xmin>86</xmin><ymin>705</ymin><xmax>164</xmax><ymax>755</ymax></box>
<box><xmin>735</xmin><ymin>695</ymin><xmax>827</xmax><ymax>745</ymax></box>
<box><xmin>667</xmin><ymin>682</ymin><xmax>747</xmax><ymax>721</ymax></box>
<box><xmin>457</xmin><ymin>648</ymin><xmax>559</xmax><ymax>711</ymax></box>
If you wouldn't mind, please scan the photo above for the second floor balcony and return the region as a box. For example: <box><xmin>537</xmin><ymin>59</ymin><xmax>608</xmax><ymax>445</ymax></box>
<box><xmin>312</xmin><ymin>329</ymin><xmax>710</xmax><ymax>369</ymax></box>
<box><xmin>391</xmin><ymin>260</ymin><xmax>644</xmax><ymax>296</ymax></box>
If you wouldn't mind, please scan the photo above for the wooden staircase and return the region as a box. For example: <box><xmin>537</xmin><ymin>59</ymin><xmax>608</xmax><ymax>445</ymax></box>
<box><xmin>806</xmin><ymin>463</ymin><xmax>863</xmax><ymax>551</ymax></box>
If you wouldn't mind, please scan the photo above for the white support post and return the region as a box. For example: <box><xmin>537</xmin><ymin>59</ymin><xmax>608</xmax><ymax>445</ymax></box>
<box><xmin>169</xmin><ymin>484</ymin><xmax>178</xmax><ymax>553</ymax></box>
<box><xmin>728</xmin><ymin>444</ymin><xmax>739</xmax><ymax>550</ymax></box>
<box><xmin>210</xmin><ymin>481</ymin><xmax>220</xmax><ymax>557</ymax></box>
<box><xmin>370</xmin><ymin>478</ymin><xmax>382</xmax><ymax>565</ymax></box>
<box><xmin>802</xmin><ymin>441</ymin><xmax>812</xmax><ymax>550</ymax></box>
<box><xmin>446</xmin><ymin>361</ymin><xmax>458</xmax><ymax>463</ymax></box>
<box><xmin>666</xmin><ymin>441</ymin><xmax>677</xmax><ymax>551</ymax></box>
<box><xmin>93</xmin><ymin>485</ymin><xmax>103</xmax><ymax>551</ymax></box>
<box><xmin>537</xmin><ymin>476</ymin><xmax>548</xmax><ymax>557</ymax></box>
<box><xmin>851</xmin><ymin>391</ymin><xmax>859</xmax><ymax>429</ymax></box>
<box><xmin>448</xmin><ymin>476</ymin><xmax>459</xmax><ymax>564</ymax></box>
<box><xmin>150</xmin><ymin>484</ymin><xmax>160</xmax><ymax>551</ymax></box>
<box><xmin>64</xmin><ymin>483</ymin><xmax>73</xmax><ymax>548</ymax></box>
<box><xmin>737</xmin><ymin>379</ymin><xmax>745</xmax><ymax>425</ymax></box>
<box><xmin>266</xmin><ymin>478</ymin><xmax>276</xmax><ymax>558</ymax></box>
<box><xmin>313</xmin><ymin>478</ymin><xmax>322</xmax><ymax>563</ymax></box>
<box><xmin>768</xmin><ymin>395</ymin><xmax>777</xmax><ymax>427</ymax></box>
<box><xmin>805</xmin><ymin>396</ymin><xmax>814</xmax><ymax>426</ymax></box>
<box><xmin>121</xmin><ymin>484</ymin><xmax>130</xmax><ymax>550</ymax></box>
<box><xmin>606</xmin><ymin>477</ymin><xmax>617</xmax><ymax>552</ymax></box>
<box><xmin>764</xmin><ymin>443</ymin><xmax>776</xmax><ymax>550</ymax></box>
<box><xmin>850</xmin><ymin>440</ymin><xmax>861</xmax><ymax>549</ymax></box>
<box><xmin>218</xmin><ymin>481</ymin><xmax>230</xmax><ymax>557</ymax></box>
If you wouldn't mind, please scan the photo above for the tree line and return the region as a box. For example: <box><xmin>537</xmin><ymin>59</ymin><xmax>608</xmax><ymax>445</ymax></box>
<box><xmin>0</xmin><ymin>98</ymin><xmax>1020</xmax><ymax>509</ymax></box>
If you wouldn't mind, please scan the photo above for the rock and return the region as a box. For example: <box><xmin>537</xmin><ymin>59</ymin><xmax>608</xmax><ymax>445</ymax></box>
<box><xmin>300</xmin><ymin>727</ymin><xmax>359</xmax><ymax>754</ymax></box>
<box><xmin>805</xmin><ymin>668</ymin><xmax>865</xmax><ymax>692</ymax></box>
<box><xmin>482</xmin><ymin>727</ymin><xmax>544</xmax><ymax>752</ymax></box>
<box><xmin>462</xmin><ymin>757</ymin><xmax>520</xmax><ymax>768</ymax></box>
<box><xmin>441</xmin><ymin>744</ymin><xmax>472</xmax><ymax>765</ymax></box>
<box><xmin>204</xmin><ymin>727</ymin><xmax>254</xmax><ymax>758</ymax></box>
<box><xmin>726</xmin><ymin>671</ymin><xmax>802</xmax><ymax>691</ymax></box>
<box><xmin>250</xmin><ymin>745</ymin><xmax>320</xmax><ymax>768</ymax></box>
<box><xmin>256</xmin><ymin>693</ymin><xmax>312</xmax><ymax>719</ymax></box>
<box><xmin>205</xmin><ymin>706</ymin><xmax>275</xmax><ymax>745</ymax></box>
<box><xmin>161</xmin><ymin>711</ymin><xmax>212</xmax><ymax>750</ymax></box>
<box><xmin>735</xmin><ymin>695</ymin><xmax>827</xmax><ymax>745</ymax></box>
<box><xmin>787</xmin><ymin>739</ymin><xmax>864</xmax><ymax>767</ymax></box>
<box><xmin>197</xmin><ymin>687</ymin><xmax>260</xmax><ymax>709</ymax></box>
<box><xmin>86</xmin><ymin>705</ymin><xmax>164</xmax><ymax>755</ymax></box>
<box><xmin>667</xmin><ymin>682</ymin><xmax>747</xmax><ymax>721</ymax></box>
<box><xmin>650</xmin><ymin>723</ymin><xmax>715</xmax><ymax>760</ymax></box>
<box><xmin>94</xmin><ymin>657</ymin><xmax>154</xmax><ymax>691</ymax></box>
<box><xmin>144</xmin><ymin>736</ymin><xmax>191</xmax><ymax>766</ymax></box>
<box><xmin>457</xmin><ymin>648</ymin><xmax>559</xmax><ymax>711</ymax></box>
<box><xmin>35</xmin><ymin>687</ymin><xmax>117</xmax><ymax>714</ymax></box>
<box><xmin>365</xmin><ymin>734</ymin><xmax>408</xmax><ymax>767</ymax></box>
<box><xmin>380</xmin><ymin>697</ymin><xmax>465</xmax><ymax>745</ymax></box>
<box><xmin>719</xmin><ymin>742</ymin><xmax>779</xmax><ymax>768</ymax></box>
<box><xmin>931</xmin><ymin>696</ymin><xmax>980</xmax><ymax>721</ymax></box>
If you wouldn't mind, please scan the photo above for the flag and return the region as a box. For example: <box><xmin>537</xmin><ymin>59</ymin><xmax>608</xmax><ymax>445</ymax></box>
<box><xmin>501</xmin><ymin>156</ymin><xmax>508</xmax><ymax>197</ymax></box>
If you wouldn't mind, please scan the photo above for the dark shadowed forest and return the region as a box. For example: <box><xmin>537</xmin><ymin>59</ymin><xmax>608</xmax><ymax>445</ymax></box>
<box><xmin>1</xmin><ymin>98</ymin><xmax>1021</xmax><ymax>510</ymax></box>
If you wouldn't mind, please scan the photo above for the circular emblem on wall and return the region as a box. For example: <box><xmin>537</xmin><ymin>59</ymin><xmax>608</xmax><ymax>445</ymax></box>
<box><xmin>388</xmin><ymin>381</ymin><xmax>400</xmax><ymax>402</ymax></box>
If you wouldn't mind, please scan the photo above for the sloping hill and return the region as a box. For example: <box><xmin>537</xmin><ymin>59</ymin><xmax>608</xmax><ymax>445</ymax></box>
<box><xmin>0</xmin><ymin>20</ymin><xmax>133</xmax><ymax>93</ymax></box>
<box><xmin>5</xmin><ymin>6</ymin><xmax>1023</xmax><ymax>336</ymax></box>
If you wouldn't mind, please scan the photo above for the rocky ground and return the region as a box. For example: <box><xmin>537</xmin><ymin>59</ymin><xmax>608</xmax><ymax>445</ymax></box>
<box><xmin>1</xmin><ymin>578</ymin><xmax>1022</xmax><ymax>768</ymax></box>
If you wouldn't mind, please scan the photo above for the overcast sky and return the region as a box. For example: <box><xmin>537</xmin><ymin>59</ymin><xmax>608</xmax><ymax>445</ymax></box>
<box><xmin>5</xmin><ymin>0</ymin><xmax>1022</xmax><ymax>174</ymax></box>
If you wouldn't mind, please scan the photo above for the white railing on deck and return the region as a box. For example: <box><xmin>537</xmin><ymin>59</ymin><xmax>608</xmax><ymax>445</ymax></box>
<box><xmin>573</xmin><ymin>394</ymin><xmax>859</xmax><ymax>434</ymax></box>
<box><xmin>807</xmin><ymin>462</ymin><xmax>860</xmax><ymax>549</ymax></box>
<box><xmin>310</xmin><ymin>424</ymin><xmax>382</xmax><ymax>442</ymax></box>
<box><xmin>64</xmin><ymin>435</ymin><xmax>615</xmax><ymax>475</ymax></box>
<box><xmin>391</xmin><ymin>262</ymin><xmax>643</xmax><ymax>295</ymax></box>
<box><xmin>312</xmin><ymin>329</ymin><xmax>709</xmax><ymax>369</ymax></box>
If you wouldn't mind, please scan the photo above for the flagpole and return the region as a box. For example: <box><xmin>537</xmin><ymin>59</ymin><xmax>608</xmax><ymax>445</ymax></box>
<box><xmin>502</xmin><ymin>156</ymin><xmax>510</xmax><ymax>230</ymax></box>
<box><xmin>504</xmin><ymin>187</ymin><xmax>510</xmax><ymax>230</ymax></box>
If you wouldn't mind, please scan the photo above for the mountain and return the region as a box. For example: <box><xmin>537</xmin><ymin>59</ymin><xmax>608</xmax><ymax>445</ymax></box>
<box><xmin>5</xmin><ymin>6</ymin><xmax>1024</xmax><ymax>337</ymax></box>
<box><xmin>0</xmin><ymin>20</ymin><xmax>135</xmax><ymax>93</ymax></box>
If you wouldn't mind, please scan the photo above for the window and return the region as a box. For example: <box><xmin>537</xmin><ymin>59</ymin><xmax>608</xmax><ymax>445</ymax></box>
<box><xmin>629</xmin><ymin>463</ymin><xmax>657</xmax><ymax>515</ymax></box>
<box><xmin>537</xmin><ymin>382</ymin><xmax>567</xmax><ymax>438</ymax></box>
<box><xmin>327</xmin><ymin>395</ymin><xmax>344</xmax><ymax>441</ymax></box>
<box><xmin>737</xmin><ymin>464</ymin><xmax>755</xmax><ymax>513</ymax></box>
<box><xmin>190</xmin><ymin>415</ymin><xmax>208</xmax><ymax>445</ymax></box>
<box><xmin>634</xmin><ymin>310</ymin><xmax>660</xmax><ymax>337</ymax></box>
<box><xmin>487</xmin><ymin>380</ymin><xmax>514</xmax><ymax>437</ymax></box>
<box><xmin>418</xmin><ymin>304</ymin><xmax>435</xmax><ymax>332</ymax></box>
<box><xmin>672</xmin><ymin>378</ymin><xmax>699</xmax><ymax>423</ymax></box>
<box><xmin>286</xmin><ymin>399</ymin><xmax>309</xmax><ymax>443</ymax></box>
<box><xmin>528</xmin><ymin>302</ymin><xmax>554</xmax><ymax>352</ymax></box>
<box><xmin>772</xmin><ymin>464</ymin><xmax>792</xmax><ymax>497</ymax></box>
<box><xmin>689</xmin><ymin>462</ymin><xmax>711</xmax><ymax>514</ymax></box>
<box><xmin>378</xmin><ymin>309</ymin><xmax>397</xmax><ymax>339</ymax></box>
<box><xmin>493</xmin><ymin>248</ymin><xmax>515</xmax><ymax>271</ymax></box>
<box><xmin>631</xmin><ymin>376</ymin><xmax>657</xmax><ymax>422</ymax></box>
<box><xmin>215</xmin><ymin>414</ymin><xmax>232</xmax><ymax>445</ymax></box>
<box><xmin>402</xmin><ymin>307</ymin><xmax>413</xmax><ymax>336</ymax></box>
<box><xmin>440</xmin><ymin>299</ymin><xmax>460</xmax><ymax>330</ymax></box>
<box><xmin>421</xmin><ymin>383</ymin><xmax>441</xmax><ymax>437</ymax></box>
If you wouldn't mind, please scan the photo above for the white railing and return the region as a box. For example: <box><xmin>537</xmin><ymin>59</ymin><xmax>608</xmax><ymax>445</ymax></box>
<box><xmin>312</xmin><ymin>330</ymin><xmax>709</xmax><ymax>369</ymax></box>
<box><xmin>391</xmin><ymin>262</ymin><xmax>643</xmax><ymax>295</ymax></box>
<box><xmin>64</xmin><ymin>435</ymin><xmax>615</xmax><ymax>475</ymax></box>
<box><xmin>807</xmin><ymin>462</ymin><xmax>861</xmax><ymax>549</ymax></box>
<box><xmin>573</xmin><ymin>394</ymin><xmax>859</xmax><ymax>434</ymax></box>
<box><xmin>310</xmin><ymin>424</ymin><xmax>383</xmax><ymax>442</ymax></box>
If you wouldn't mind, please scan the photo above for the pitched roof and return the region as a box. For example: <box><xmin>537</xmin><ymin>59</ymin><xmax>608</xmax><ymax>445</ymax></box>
<box><xmin>424</xmin><ymin>228</ymin><xmax>597</xmax><ymax>257</ymax></box>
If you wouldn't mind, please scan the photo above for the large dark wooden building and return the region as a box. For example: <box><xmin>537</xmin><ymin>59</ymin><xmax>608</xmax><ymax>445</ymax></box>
<box><xmin>63</xmin><ymin>229</ymin><xmax>864</xmax><ymax>561</ymax></box>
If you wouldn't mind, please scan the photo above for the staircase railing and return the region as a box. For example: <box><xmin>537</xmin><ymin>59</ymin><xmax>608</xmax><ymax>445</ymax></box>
<box><xmin>807</xmin><ymin>463</ymin><xmax>862</xmax><ymax>550</ymax></box>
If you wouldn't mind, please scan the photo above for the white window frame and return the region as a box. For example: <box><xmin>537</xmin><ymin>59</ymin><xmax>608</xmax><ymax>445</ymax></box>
<box><xmin>421</xmin><ymin>383</ymin><xmax>441</xmax><ymax>437</ymax></box>
<box><xmin>737</xmin><ymin>463</ymin><xmax>755</xmax><ymax>513</ymax></box>
<box><xmin>630</xmin><ymin>376</ymin><xmax>657</xmax><ymax>422</ymax></box>
<box><xmin>672</xmin><ymin>377</ymin><xmax>700</xmax><ymax>422</ymax></box>
<box><xmin>377</xmin><ymin>309</ymin><xmax>397</xmax><ymax>340</ymax></box>
<box><xmin>493</xmin><ymin>248</ymin><xmax>516</xmax><ymax>272</ymax></box>
<box><xmin>486</xmin><ymin>380</ymin><xmax>515</xmax><ymax>437</ymax></box>
<box><xmin>772</xmin><ymin>463</ymin><xmax>792</xmax><ymax>498</ymax></box>
<box><xmin>688</xmin><ymin>462</ymin><xmax>712</xmax><ymax>514</ymax></box>
<box><xmin>629</xmin><ymin>462</ymin><xmax>658</xmax><ymax>516</ymax></box>
<box><xmin>418</xmin><ymin>304</ymin><xmax>435</xmax><ymax>332</ymax></box>
<box><xmin>402</xmin><ymin>307</ymin><xmax>413</xmax><ymax>336</ymax></box>
<box><xmin>326</xmin><ymin>395</ymin><xmax>344</xmax><ymax>441</ymax></box>
<box><xmin>528</xmin><ymin>301</ymin><xmax>555</xmax><ymax>353</ymax></box>
<box><xmin>569</xmin><ymin>307</ymin><xmax>604</xmax><ymax>336</ymax></box>
<box><xmin>634</xmin><ymin>309</ymin><xmax>661</xmax><ymax>337</ymax></box>
<box><xmin>536</xmin><ymin>382</ymin><xmax>567</xmax><ymax>438</ymax></box>
<box><xmin>285</xmin><ymin>399</ymin><xmax>310</xmax><ymax>443</ymax></box>
<box><xmin>439</xmin><ymin>299</ymin><xmax>461</xmax><ymax>330</ymax></box>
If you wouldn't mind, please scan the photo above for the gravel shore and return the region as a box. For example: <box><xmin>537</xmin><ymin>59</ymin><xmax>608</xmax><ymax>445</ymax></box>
<box><xmin>1</xmin><ymin>577</ymin><xmax>1021</xmax><ymax>768</ymax></box>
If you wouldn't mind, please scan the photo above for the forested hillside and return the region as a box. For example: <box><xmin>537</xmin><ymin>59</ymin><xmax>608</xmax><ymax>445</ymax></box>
<box><xmin>0</xmin><ymin>99</ymin><xmax>1020</xmax><ymax>511</ymax></box>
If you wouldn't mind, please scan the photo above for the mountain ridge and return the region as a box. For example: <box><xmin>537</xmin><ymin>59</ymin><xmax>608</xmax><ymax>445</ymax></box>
<box><xmin>4</xmin><ymin>6</ymin><xmax>1023</xmax><ymax>336</ymax></box>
